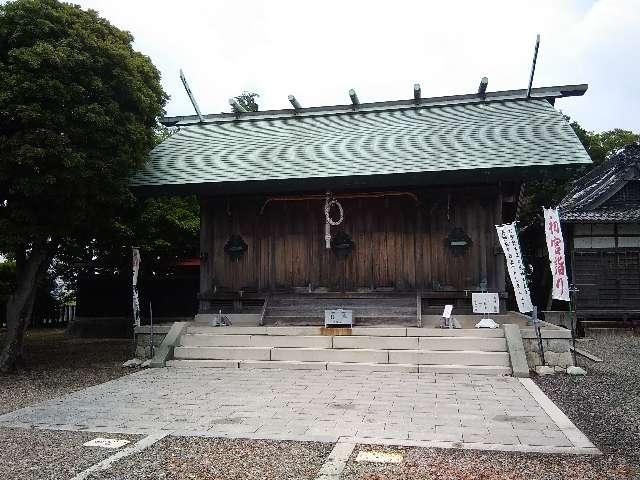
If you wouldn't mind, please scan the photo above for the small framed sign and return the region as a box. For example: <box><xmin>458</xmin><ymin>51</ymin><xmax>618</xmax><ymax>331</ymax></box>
<box><xmin>472</xmin><ymin>293</ymin><xmax>499</xmax><ymax>314</ymax></box>
<box><xmin>325</xmin><ymin>309</ymin><xmax>353</xmax><ymax>327</ymax></box>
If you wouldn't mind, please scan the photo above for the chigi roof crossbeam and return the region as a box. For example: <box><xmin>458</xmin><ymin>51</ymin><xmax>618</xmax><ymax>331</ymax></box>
<box><xmin>162</xmin><ymin>83</ymin><xmax>588</xmax><ymax>127</ymax></box>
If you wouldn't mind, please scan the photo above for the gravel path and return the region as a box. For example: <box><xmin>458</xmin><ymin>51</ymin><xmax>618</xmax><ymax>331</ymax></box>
<box><xmin>0</xmin><ymin>329</ymin><xmax>134</xmax><ymax>415</ymax></box>
<box><xmin>84</xmin><ymin>437</ymin><xmax>332</xmax><ymax>480</ymax></box>
<box><xmin>341</xmin><ymin>444</ymin><xmax>636</xmax><ymax>480</ymax></box>
<box><xmin>0</xmin><ymin>427</ymin><xmax>140</xmax><ymax>480</ymax></box>
<box><xmin>535</xmin><ymin>335</ymin><xmax>640</xmax><ymax>475</ymax></box>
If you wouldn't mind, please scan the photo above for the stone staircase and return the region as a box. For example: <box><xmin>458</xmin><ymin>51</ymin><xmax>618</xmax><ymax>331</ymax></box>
<box><xmin>263</xmin><ymin>294</ymin><xmax>417</xmax><ymax>326</ymax></box>
<box><xmin>169</xmin><ymin>326</ymin><xmax>512</xmax><ymax>375</ymax></box>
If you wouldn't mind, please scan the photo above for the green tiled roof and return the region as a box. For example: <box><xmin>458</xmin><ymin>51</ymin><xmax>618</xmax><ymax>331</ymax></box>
<box><xmin>131</xmin><ymin>86</ymin><xmax>591</xmax><ymax>191</ymax></box>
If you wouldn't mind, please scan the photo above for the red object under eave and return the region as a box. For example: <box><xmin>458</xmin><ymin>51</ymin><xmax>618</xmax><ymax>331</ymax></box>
<box><xmin>176</xmin><ymin>258</ymin><xmax>200</xmax><ymax>267</ymax></box>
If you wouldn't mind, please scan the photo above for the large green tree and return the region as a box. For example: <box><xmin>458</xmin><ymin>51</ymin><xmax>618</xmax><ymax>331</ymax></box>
<box><xmin>0</xmin><ymin>0</ymin><xmax>167</xmax><ymax>371</ymax></box>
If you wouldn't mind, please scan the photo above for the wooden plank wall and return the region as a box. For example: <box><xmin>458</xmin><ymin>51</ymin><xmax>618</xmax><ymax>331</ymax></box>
<box><xmin>200</xmin><ymin>187</ymin><xmax>503</xmax><ymax>294</ymax></box>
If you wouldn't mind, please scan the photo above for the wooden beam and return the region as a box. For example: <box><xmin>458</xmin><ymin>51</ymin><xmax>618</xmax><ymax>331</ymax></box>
<box><xmin>414</xmin><ymin>83</ymin><xmax>421</xmax><ymax>103</ymax></box>
<box><xmin>478</xmin><ymin>77</ymin><xmax>488</xmax><ymax>97</ymax></box>
<box><xmin>349</xmin><ymin>89</ymin><xmax>360</xmax><ymax>107</ymax></box>
<box><xmin>288</xmin><ymin>95</ymin><xmax>302</xmax><ymax>110</ymax></box>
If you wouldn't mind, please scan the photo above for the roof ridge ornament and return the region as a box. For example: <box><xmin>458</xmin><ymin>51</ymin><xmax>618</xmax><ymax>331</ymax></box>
<box><xmin>179</xmin><ymin>69</ymin><xmax>204</xmax><ymax>123</ymax></box>
<box><xmin>229</xmin><ymin>97</ymin><xmax>248</xmax><ymax>115</ymax></box>
<box><xmin>478</xmin><ymin>77</ymin><xmax>488</xmax><ymax>98</ymax></box>
<box><xmin>527</xmin><ymin>34</ymin><xmax>541</xmax><ymax>99</ymax></box>
<box><xmin>288</xmin><ymin>95</ymin><xmax>302</xmax><ymax>111</ymax></box>
<box><xmin>414</xmin><ymin>84</ymin><xmax>421</xmax><ymax>104</ymax></box>
<box><xmin>349</xmin><ymin>89</ymin><xmax>360</xmax><ymax>109</ymax></box>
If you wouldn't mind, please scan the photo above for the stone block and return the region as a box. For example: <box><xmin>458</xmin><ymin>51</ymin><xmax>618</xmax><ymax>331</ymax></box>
<box><xmin>567</xmin><ymin>366</ymin><xmax>587</xmax><ymax>376</ymax></box>
<box><xmin>535</xmin><ymin>365</ymin><xmax>555</xmax><ymax>376</ymax></box>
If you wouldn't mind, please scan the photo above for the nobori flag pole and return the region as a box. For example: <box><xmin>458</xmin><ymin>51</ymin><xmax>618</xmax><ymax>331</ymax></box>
<box><xmin>132</xmin><ymin>247</ymin><xmax>141</xmax><ymax>354</ymax></box>
<box><xmin>132</xmin><ymin>247</ymin><xmax>141</xmax><ymax>328</ymax></box>
<box><xmin>149</xmin><ymin>301</ymin><xmax>154</xmax><ymax>358</ymax></box>
<box><xmin>569</xmin><ymin>284</ymin><xmax>580</xmax><ymax>366</ymax></box>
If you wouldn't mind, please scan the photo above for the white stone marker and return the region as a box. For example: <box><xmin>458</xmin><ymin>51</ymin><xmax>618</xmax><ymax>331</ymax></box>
<box><xmin>83</xmin><ymin>438</ymin><xmax>131</xmax><ymax>449</ymax></box>
<box><xmin>355</xmin><ymin>450</ymin><xmax>404</xmax><ymax>463</ymax></box>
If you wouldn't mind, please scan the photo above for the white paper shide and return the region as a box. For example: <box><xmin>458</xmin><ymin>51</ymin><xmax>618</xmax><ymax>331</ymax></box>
<box><xmin>495</xmin><ymin>223</ymin><xmax>533</xmax><ymax>313</ymax></box>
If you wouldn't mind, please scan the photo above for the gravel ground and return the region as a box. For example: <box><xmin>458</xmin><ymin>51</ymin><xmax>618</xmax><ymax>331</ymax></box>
<box><xmin>85</xmin><ymin>437</ymin><xmax>333</xmax><ymax>480</ymax></box>
<box><xmin>341</xmin><ymin>444</ymin><xmax>636</xmax><ymax>480</ymax></box>
<box><xmin>0</xmin><ymin>329</ymin><xmax>134</xmax><ymax>415</ymax></box>
<box><xmin>535</xmin><ymin>335</ymin><xmax>640</xmax><ymax>476</ymax></box>
<box><xmin>0</xmin><ymin>427</ymin><xmax>140</xmax><ymax>480</ymax></box>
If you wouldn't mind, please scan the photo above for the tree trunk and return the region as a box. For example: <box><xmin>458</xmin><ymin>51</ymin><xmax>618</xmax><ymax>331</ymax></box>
<box><xmin>14</xmin><ymin>286</ymin><xmax>37</xmax><ymax>367</ymax></box>
<box><xmin>0</xmin><ymin>247</ymin><xmax>50</xmax><ymax>373</ymax></box>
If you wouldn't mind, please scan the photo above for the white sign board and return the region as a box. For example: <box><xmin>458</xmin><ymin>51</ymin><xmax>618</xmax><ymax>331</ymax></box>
<box><xmin>543</xmin><ymin>208</ymin><xmax>570</xmax><ymax>301</ymax></box>
<box><xmin>356</xmin><ymin>450</ymin><xmax>404</xmax><ymax>464</ymax></box>
<box><xmin>324</xmin><ymin>309</ymin><xmax>353</xmax><ymax>327</ymax></box>
<box><xmin>442</xmin><ymin>305</ymin><xmax>453</xmax><ymax>318</ymax></box>
<box><xmin>83</xmin><ymin>438</ymin><xmax>130</xmax><ymax>449</ymax></box>
<box><xmin>496</xmin><ymin>223</ymin><xmax>534</xmax><ymax>313</ymax></box>
<box><xmin>472</xmin><ymin>293</ymin><xmax>500</xmax><ymax>314</ymax></box>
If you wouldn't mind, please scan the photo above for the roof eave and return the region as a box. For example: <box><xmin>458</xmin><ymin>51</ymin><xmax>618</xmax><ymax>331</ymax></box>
<box><xmin>131</xmin><ymin>163</ymin><xmax>588</xmax><ymax>197</ymax></box>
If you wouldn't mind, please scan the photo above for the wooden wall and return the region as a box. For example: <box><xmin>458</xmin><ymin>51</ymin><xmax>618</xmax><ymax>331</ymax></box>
<box><xmin>199</xmin><ymin>186</ymin><xmax>506</xmax><ymax>295</ymax></box>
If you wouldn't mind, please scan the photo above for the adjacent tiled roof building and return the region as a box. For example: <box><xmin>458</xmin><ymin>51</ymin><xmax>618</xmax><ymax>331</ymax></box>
<box><xmin>559</xmin><ymin>143</ymin><xmax>640</xmax><ymax>223</ymax></box>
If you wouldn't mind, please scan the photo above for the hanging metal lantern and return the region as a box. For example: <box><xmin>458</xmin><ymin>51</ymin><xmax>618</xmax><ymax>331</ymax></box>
<box><xmin>445</xmin><ymin>227</ymin><xmax>472</xmax><ymax>256</ymax></box>
<box><xmin>224</xmin><ymin>234</ymin><xmax>248</xmax><ymax>261</ymax></box>
<box><xmin>331</xmin><ymin>230</ymin><xmax>354</xmax><ymax>258</ymax></box>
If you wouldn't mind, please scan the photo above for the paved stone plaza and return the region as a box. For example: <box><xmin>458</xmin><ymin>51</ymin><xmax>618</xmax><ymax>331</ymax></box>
<box><xmin>0</xmin><ymin>368</ymin><xmax>597</xmax><ymax>454</ymax></box>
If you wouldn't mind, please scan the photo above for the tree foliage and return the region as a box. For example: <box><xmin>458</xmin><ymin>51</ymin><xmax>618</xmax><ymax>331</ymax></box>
<box><xmin>233</xmin><ymin>91</ymin><xmax>259</xmax><ymax>112</ymax></box>
<box><xmin>0</xmin><ymin>0</ymin><xmax>167</xmax><ymax>371</ymax></box>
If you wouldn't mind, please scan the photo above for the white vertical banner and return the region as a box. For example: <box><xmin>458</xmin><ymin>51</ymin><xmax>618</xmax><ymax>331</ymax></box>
<box><xmin>132</xmin><ymin>248</ymin><xmax>141</xmax><ymax>327</ymax></box>
<box><xmin>543</xmin><ymin>208</ymin><xmax>570</xmax><ymax>301</ymax></box>
<box><xmin>496</xmin><ymin>223</ymin><xmax>534</xmax><ymax>313</ymax></box>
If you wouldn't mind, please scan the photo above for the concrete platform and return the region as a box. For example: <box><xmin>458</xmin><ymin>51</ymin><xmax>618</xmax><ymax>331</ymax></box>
<box><xmin>0</xmin><ymin>368</ymin><xmax>599</xmax><ymax>455</ymax></box>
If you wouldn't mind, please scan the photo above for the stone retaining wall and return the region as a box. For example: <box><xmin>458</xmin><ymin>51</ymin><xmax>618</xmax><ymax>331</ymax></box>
<box><xmin>520</xmin><ymin>323</ymin><xmax>574</xmax><ymax>368</ymax></box>
<box><xmin>134</xmin><ymin>325</ymin><xmax>171</xmax><ymax>359</ymax></box>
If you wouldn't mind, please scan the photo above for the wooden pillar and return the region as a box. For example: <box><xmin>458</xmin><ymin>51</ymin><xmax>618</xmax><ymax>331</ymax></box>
<box><xmin>199</xmin><ymin>196</ymin><xmax>213</xmax><ymax>312</ymax></box>
<box><xmin>494</xmin><ymin>187</ymin><xmax>506</xmax><ymax>294</ymax></box>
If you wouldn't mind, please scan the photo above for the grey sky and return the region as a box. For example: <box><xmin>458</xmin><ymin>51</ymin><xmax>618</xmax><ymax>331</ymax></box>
<box><xmin>37</xmin><ymin>1</ymin><xmax>640</xmax><ymax>132</ymax></box>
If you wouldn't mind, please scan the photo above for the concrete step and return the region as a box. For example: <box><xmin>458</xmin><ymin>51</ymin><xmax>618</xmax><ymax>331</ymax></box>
<box><xmin>174</xmin><ymin>346</ymin><xmax>271</xmax><ymax>360</ymax></box>
<box><xmin>175</xmin><ymin>345</ymin><xmax>509</xmax><ymax>367</ymax></box>
<box><xmin>185</xmin><ymin>325</ymin><xmax>505</xmax><ymax>338</ymax></box>
<box><xmin>417</xmin><ymin>337</ymin><xmax>507</xmax><ymax>351</ymax></box>
<box><xmin>180</xmin><ymin>334</ymin><xmax>332</xmax><ymax>348</ymax></box>
<box><xmin>271</xmin><ymin>347</ymin><xmax>389</xmax><ymax>364</ymax></box>
<box><xmin>332</xmin><ymin>336</ymin><xmax>506</xmax><ymax>351</ymax></box>
<box><xmin>389</xmin><ymin>350</ymin><xmax>510</xmax><ymax>366</ymax></box>
<box><xmin>326</xmin><ymin>362</ymin><xmax>418</xmax><ymax>373</ymax></box>
<box><xmin>418</xmin><ymin>364</ymin><xmax>512</xmax><ymax>375</ymax></box>
<box><xmin>166</xmin><ymin>359</ymin><xmax>240</xmax><ymax>368</ymax></box>
<box><xmin>333</xmin><ymin>336</ymin><xmax>418</xmax><ymax>350</ymax></box>
<box><xmin>263</xmin><ymin>315</ymin><xmax>417</xmax><ymax>325</ymax></box>
<box><xmin>240</xmin><ymin>360</ymin><xmax>327</xmax><ymax>370</ymax></box>
<box><xmin>266</xmin><ymin>307</ymin><xmax>417</xmax><ymax>315</ymax></box>
<box><xmin>166</xmin><ymin>359</ymin><xmax>511</xmax><ymax>375</ymax></box>
<box><xmin>407</xmin><ymin>328</ymin><xmax>504</xmax><ymax>338</ymax></box>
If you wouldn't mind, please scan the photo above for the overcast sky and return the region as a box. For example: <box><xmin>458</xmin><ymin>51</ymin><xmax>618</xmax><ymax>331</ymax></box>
<box><xmin>55</xmin><ymin>1</ymin><xmax>640</xmax><ymax>132</ymax></box>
